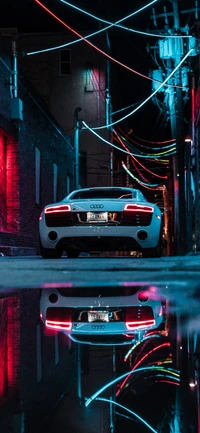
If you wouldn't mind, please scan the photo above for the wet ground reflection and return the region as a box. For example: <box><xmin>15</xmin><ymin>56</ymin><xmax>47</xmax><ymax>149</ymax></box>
<box><xmin>0</xmin><ymin>282</ymin><xmax>199</xmax><ymax>433</ymax></box>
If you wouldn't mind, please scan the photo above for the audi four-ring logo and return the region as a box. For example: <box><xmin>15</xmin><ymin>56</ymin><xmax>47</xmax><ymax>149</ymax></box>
<box><xmin>91</xmin><ymin>325</ymin><xmax>105</xmax><ymax>330</ymax></box>
<box><xmin>90</xmin><ymin>204</ymin><xmax>104</xmax><ymax>209</ymax></box>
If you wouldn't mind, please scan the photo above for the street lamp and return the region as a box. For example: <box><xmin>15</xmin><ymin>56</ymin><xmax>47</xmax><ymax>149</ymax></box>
<box><xmin>73</xmin><ymin>107</ymin><xmax>82</xmax><ymax>190</ymax></box>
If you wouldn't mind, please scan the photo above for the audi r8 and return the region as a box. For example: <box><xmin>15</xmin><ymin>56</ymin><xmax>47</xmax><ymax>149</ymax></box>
<box><xmin>39</xmin><ymin>187</ymin><xmax>163</xmax><ymax>259</ymax></box>
<box><xmin>39</xmin><ymin>283</ymin><xmax>164</xmax><ymax>345</ymax></box>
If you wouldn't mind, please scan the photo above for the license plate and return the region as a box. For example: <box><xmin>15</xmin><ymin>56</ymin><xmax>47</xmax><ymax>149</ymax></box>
<box><xmin>88</xmin><ymin>311</ymin><xmax>109</xmax><ymax>322</ymax></box>
<box><xmin>87</xmin><ymin>212</ymin><xmax>108</xmax><ymax>222</ymax></box>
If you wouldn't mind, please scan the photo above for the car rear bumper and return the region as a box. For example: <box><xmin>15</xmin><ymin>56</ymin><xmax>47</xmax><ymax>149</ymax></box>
<box><xmin>39</xmin><ymin>223</ymin><xmax>161</xmax><ymax>250</ymax></box>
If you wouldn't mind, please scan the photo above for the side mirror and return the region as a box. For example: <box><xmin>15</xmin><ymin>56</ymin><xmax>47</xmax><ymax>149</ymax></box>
<box><xmin>158</xmin><ymin>206</ymin><xmax>166</xmax><ymax>215</ymax></box>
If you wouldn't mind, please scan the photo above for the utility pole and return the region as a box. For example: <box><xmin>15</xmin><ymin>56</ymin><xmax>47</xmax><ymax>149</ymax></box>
<box><xmin>149</xmin><ymin>1</ymin><xmax>199</xmax><ymax>255</ymax></box>
<box><xmin>73</xmin><ymin>107</ymin><xmax>82</xmax><ymax>190</ymax></box>
<box><xmin>171</xmin><ymin>0</ymin><xmax>187</xmax><ymax>255</ymax></box>
<box><xmin>105</xmin><ymin>30</ymin><xmax>113</xmax><ymax>186</ymax></box>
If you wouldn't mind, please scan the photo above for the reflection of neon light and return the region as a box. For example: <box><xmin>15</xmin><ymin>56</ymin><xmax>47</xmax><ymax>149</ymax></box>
<box><xmin>95</xmin><ymin>398</ymin><xmax>158</xmax><ymax>433</ymax></box>
<box><xmin>45</xmin><ymin>320</ymin><xmax>72</xmax><ymax>331</ymax></box>
<box><xmin>116</xmin><ymin>342</ymin><xmax>170</xmax><ymax>396</ymax></box>
<box><xmin>124</xmin><ymin>334</ymin><xmax>161</xmax><ymax>362</ymax></box>
<box><xmin>85</xmin><ymin>366</ymin><xmax>179</xmax><ymax>407</ymax></box>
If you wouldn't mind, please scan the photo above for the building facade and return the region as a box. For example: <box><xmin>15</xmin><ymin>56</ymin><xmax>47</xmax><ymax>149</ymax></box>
<box><xmin>16</xmin><ymin>31</ymin><xmax>112</xmax><ymax>188</ymax></box>
<box><xmin>0</xmin><ymin>39</ymin><xmax>73</xmax><ymax>254</ymax></box>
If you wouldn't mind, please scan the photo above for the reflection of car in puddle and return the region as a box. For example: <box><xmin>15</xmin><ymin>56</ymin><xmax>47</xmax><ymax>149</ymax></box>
<box><xmin>40</xmin><ymin>283</ymin><xmax>164</xmax><ymax>345</ymax></box>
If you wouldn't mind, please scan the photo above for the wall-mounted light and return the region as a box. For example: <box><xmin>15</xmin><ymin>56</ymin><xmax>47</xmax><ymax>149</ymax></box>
<box><xmin>85</xmin><ymin>62</ymin><xmax>94</xmax><ymax>92</ymax></box>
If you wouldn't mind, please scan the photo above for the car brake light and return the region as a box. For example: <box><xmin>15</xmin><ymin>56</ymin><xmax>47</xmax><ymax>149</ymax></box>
<box><xmin>138</xmin><ymin>291</ymin><xmax>149</xmax><ymax>303</ymax></box>
<box><xmin>126</xmin><ymin>319</ymin><xmax>155</xmax><ymax>330</ymax></box>
<box><xmin>45</xmin><ymin>320</ymin><xmax>72</xmax><ymax>331</ymax></box>
<box><xmin>124</xmin><ymin>204</ymin><xmax>153</xmax><ymax>212</ymax></box>
<box><xmin>45</xmin><ymin>204</ymin><xmax>71</xmax><ymax>213</ymax></box>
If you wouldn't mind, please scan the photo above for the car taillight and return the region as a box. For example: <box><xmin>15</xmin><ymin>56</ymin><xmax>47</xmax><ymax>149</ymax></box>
<box><xmin>39</xmin><ymin>211</ymin><xmax>44</xmax><ymax>220</ymax></box>
<box><xmin>46</xmin><ymin>307</ymin><xmax>73</xmax><ymax>331</ymax></box>
<box><xmin>125</xmin><ymin>306</ymin><xmax>155</xmax><ymax>330</ymax></box>
<box><xmin>45</xmin><ymin>320</ymin><xmax>72</xmax><ymax>331</ymax></box>
<box><xmin>124</xmin><ymin>204</ymin><xmax>153</xmax><ymax>212</ymax></box>
<box><xmin>45</xmin><ymin>204</ymin><xmax>71</xmax><ymax>213</ymax></box>
<box><xmin>126</xmin><ymin>319</ymin><xmax>155</xmax><ymax>330</ymax></box>
<box><xmin>138</xmin><ymin>291</ymin><xmax>149</xmax><ymax>303</ymax></box>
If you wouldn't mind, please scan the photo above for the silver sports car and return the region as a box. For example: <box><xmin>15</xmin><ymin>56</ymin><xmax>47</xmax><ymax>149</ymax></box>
<box><xmin>39</xmin><ymin>283</ymin><xmax>164</xmax><ymax>345</ymax></box>
<box><xmin>39</xmin><ymin>187</ymin><xmax>163</xmax><ymax>258</ymax></box>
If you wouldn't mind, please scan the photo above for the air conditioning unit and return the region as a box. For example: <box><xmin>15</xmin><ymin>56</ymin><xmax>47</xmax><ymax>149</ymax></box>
<box><xmin>11</xmin><ymin>98</ymin><xmax>23</xmax><ymax>121</ymax></box>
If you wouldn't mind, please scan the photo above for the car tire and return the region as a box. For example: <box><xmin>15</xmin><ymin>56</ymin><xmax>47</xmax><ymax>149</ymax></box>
<box><xmin>66</xmin><ymin>249</ymin><xmax>80</xmax><ymax>258</ymax></box>
<box><xmin>142</xmin><ymin>236</ymin><xmax>162</xmax><ymax>258</ymax></box>
<box><xmin>39</xmin><ymin>240</ymin><xmax>62</xmax><ymax>259</ymax></box>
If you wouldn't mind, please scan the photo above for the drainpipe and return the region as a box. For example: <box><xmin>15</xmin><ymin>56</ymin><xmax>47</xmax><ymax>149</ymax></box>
<box><xmin>12</xmin><ymin>40</ymin><xmax>18</xmax><ymax>98</ymax></box>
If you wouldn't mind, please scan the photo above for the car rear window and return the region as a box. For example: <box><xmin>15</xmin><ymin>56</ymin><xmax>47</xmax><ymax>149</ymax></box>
<box><xmin>69</xmin><ymin>189</ymin><xmax>137</xmax><ymax>200</ymax></box>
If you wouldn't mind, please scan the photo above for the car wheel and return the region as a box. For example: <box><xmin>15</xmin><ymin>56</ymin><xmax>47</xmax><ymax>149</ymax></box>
<box><xmin>142</xmin><ymin>237</ymin><xmax>162</xmax><ymax>258</ymax></box>
<box><xmin>66</xmin><ymin>249</ymin><xmax>80</xmax><ymax>258</ymax></box>
<box><xmin>39</xmin><ymin>240</ymin><xmax>62</xmax><ymax>259</ymax></box>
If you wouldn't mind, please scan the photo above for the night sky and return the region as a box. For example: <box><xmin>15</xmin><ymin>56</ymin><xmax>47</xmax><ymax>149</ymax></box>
<box><xmin>0</xmin><ymin>0</ymin><xmax>197</xmax><ymax>140</ymax></box>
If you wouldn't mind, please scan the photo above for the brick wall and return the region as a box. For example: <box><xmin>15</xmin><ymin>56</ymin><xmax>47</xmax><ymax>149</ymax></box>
<box><xmin>0</xmin><ymin>47</ymin><xmax>74</xmax><ymax>253</ymax></box>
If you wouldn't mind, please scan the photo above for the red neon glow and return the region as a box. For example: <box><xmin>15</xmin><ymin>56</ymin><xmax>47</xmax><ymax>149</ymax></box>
<box><xmin>138</xmin><ymin>291</ymin><xmax>149</xmax><ymax>302</ymax></box>
<box><xmin>45</xmin><ymin>204</ymin><xmax>71</xmax><ymax>213</ymax></box>
<box><xmin>34</xmin><ymin>0</ymin><xmax>184</xmax><ymax>89</ymax></box>
<box><xmin>126</xmin><ymin>319</ymin><xmax>155</xmax><ymax>330</ymax></box>
<box><xmin>116</xmin><ymin>342</ymin><xmax>170</xmax><ymax>396</ymax></box>
<box><xmin>124</xmin><ymin>204</ymin><xmax>154</xmax><ymax>212</ymax></box>
<box><xmin>113</xmin><ymin>130</ymin><xmax>167</xmax><ymax>180</ymax></box>
<box><xmin>45</xmin><ymin>319</ymin><xmax>72</xmax><ymax>331</ymax></box>
<box><xmin>155</xmin><ymin>380</ymin><xmax>180</xmax><ymax>386</ymax></box>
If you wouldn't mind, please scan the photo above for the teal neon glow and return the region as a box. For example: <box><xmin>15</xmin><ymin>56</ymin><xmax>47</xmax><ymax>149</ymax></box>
<box><xmin>28</xmin><ymin>0</ymin><xmax>158</xmax><ymax>55</ymax></box>
<box><xmin>85</xmin><ymin>366</ymin><xmax>179</xmax><ymax>407</ymax></box>
<box><xmin>122</xmin><ymin>161</ymin><xmax>164</xmax><ymax>187</ymax></box>
<box><xmin>69</xmin><ymin>334</ymin><xmax>134</xmax><ymax>346</ymax></box>
<box><xmin>87</xmin><ymin>48</ymin><xmax>194</xmax><ymax>130</ymax></box>
<box><xmin>95</xmin><ymin>398</ymin><xmax>158</xmax><ymax>433</ymax></box>
<box><xmin>124</xmin><ymin>334</ymin><xmax>161</xmax><ymax>362</ymax></box>
<box><xmin>60</xmin><ymin>0</ymin><xmax>191</xmax><ymax>39</ymax></box>
<box><xmin>82</xmin><ymin>123</ymin><xmax>176</xmax><ymax>159</ymax></box>
<box><xmin>119</xmin><ymin>133</ymin><xmax>176</xmax><ymax>150</ymax></box>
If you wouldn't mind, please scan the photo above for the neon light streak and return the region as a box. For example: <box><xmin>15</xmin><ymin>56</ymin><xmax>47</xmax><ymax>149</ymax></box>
<box><xmin>34</xmin><ymin>0</ymin><xmax>187</xmax><ymax>91</ymax></box>
<box><xmin>95</xmin><ymin>398</ymin><xmax>158</xmax><ymax>433</ymax></box>
<box><xmin>117</xmin><ymin>128</ymin><xmax>176</xmax><ymax>150</ymax></box>
<box><xmin>122</xmin><ymin>162</ymin><xmax>164</xmax><ymax>188</ymax></box>
<box><xmin>85</xmin><ymin>366</ymin><xmax>179</xmax><ymax>407</ymax></box>
<box><xmin>60</xmin><ymin>0</ymin><xmax>191</xmax><ymax>39</ymax></box>
<box><xmin>114</xmin><ymin>129</ymin><xmax>168</xmax><ymax>179</ymax></box>
<box><xmin>154</xmin><ymin>380</ymin><xmax>180</xmax><ymax>386</ymax></box>
<box><xmin>120</xmin><ymin>127</ymin><xmax>176</xmax><ymax>144</ymax></box>
<box><xmin>29</xmin><ymin>1</ymin><xmax>159</xmax><ymax>56</ymax></box>
<box><xmin>124</xmin><ymin>334</ymin><xmax>161</xmax><ymax>362</ymax></box>
<box><xmin>116</xmin><ymin>342</ymin><xmax>170</xmax><ymax>396</ymax></box>
<box><xmin>113</xmin><ymin>131</ymin><xmax>150</xmax><ymax>183</ymax></box>
<box><xmin>83</xmin><ymin>48</ymin><xmax>193</xmax><ymax>130</ymax></box>
<box><xmin>82</xmin><ymin>123</ymin><xmax>176</xmax><ymax>160</ymax></box>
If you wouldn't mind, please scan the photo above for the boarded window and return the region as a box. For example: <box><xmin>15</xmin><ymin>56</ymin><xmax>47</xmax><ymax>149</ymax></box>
<box><xmin>59</xmin><ymin>49</ymin><xmax>71</xmax><ymax>75</ymax></box>
<box><xmin>53</xmin><ymin>163</ymin><xmax>58</xmax><ymax>202</ymax></box>
<box><xmin>35</xmin><ymin>147</ymin><xmax>41</xmax><ymax>205</ymax></box>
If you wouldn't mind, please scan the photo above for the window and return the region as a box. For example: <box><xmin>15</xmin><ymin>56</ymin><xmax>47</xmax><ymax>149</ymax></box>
<box><xmin>53</xmin><ymin>163</ymin><xmax>58</xmax><ymax>202</ymax></box>
<box><xmin>66</xmin><ymin>175</ymin><xmax>70</xmax><ymax>196</ymax></box>
<box><xmin>59</xmin><ymin>49</ymin><xmax>71</xmax><ymax>75</ymax></box>
<box><xmin>35</xmin><ymin>147</ymin><xmax>41</xmax><ymax>205</ymax></box>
